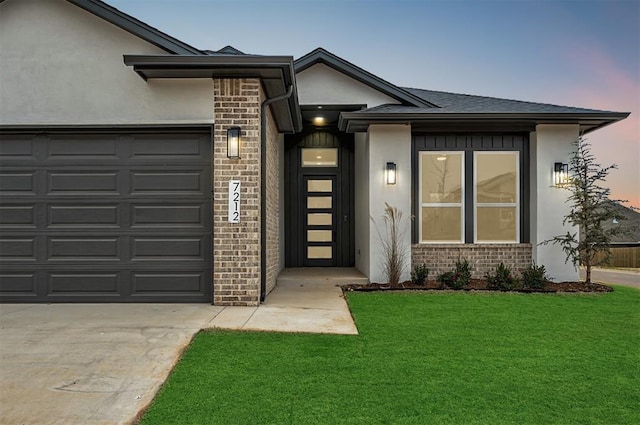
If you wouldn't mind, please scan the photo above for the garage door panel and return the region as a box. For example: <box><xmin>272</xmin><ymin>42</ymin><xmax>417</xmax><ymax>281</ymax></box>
<box><xmin>48</xmin><ymin>272</ymin><xmax>120</xmax><ymax>294</ymax></box>
<box><xmin>0</xmin><ymin>172</ymin><xmax>36</xmax><ymax>194</ymax></box>
<box><xmin>0</xmin><ymin>136</ymin><xmax>35</xmax><ymax>159</ymax></box>
<box><xmin>0</xmin><ymin>273</ymin><xmax>36</xmax><ymax>293</ymax></box>
<box><xmin>132</xmin><ymin>237</ymin><xmax>206</xmax><ymax>260</ymax></box>
<box><xmin>0</xmin><ymin>238</ymin><xmax>37</xmax><ymax>260</ymax></box>
<box><xmin>48</xmin><ymin>238</ymin><xmax>120</xmax><ymax>260</ymax></box>
<box><xmin>0</xmin><ymin>129</ymin><xmax>212</xmax><ymax>303</ymax></box>
<box><xmin>132</xmin><ymin>204</ymin><xmax>205</xmax><ymax>228</ymax></box>
<box><xmin>131</xmin><ymin>134</ymin><xmax>208</xmax><ymax>159</ymax></box>
<box><xmin>48</xmin><ymin>136</ymin><xmax>119</xmax><ymax>159</ymax></box>
<box><xmin>131</xmin><ymin>171</ymin><xmax>205</xmax><ymax>194</ymax></box>
<box><xmin>132</xmin><ymin>272</ymin><xmax>205</xmax><ymax>294</ymax></box>
<box><xmin>0</xmin><ymin>205</ymin><xmax>37</xmax><ymax>228</ymax></box>
<box><xmin>48</xmin><ymin>205</ymin><xmax>120</xmax><ymax>228</ymax></box>
<box><xmin>48</xmin><ymin>171</ymin><xmax>119</xmax><ymax>194</ymax></box>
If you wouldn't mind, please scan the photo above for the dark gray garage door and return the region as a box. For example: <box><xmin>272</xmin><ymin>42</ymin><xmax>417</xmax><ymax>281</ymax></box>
<box><xmin>0</xmin><ymin>129</ymin><xmax>212</xmax><ymax>302</ymax></box>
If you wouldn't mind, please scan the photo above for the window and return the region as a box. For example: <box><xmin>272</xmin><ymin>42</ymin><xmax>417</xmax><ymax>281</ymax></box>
<box><xmin>419</xmin><ymin>152</ymin><xmax>464</xmax><ymax>242</ymax></box>
<box><xmin>301</xmin><ymin>148</ymin><xmax>338</xmax><ymax>167</ymax></box>
<box><xmin>475</xmin><ymin>152</ymin><xmax>519</xmax><ymax>242</ymax></box>
<box><xmin>418</xmin><ymin>150</ymin><xmax>520</xmax><ymax>244</ymax></box>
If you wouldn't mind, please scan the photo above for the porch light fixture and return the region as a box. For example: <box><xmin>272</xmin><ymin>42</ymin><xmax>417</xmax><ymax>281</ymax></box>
<box><xmin>554</xmin><ymin>162</ymin><xmax>569</xmax><ymax>187</ymax></box>
<box><xmin>312</xmin><ymin>116</ymin><xmax>326</xmax><ymax>126</ymax></box>
<box><xmin>227</xmin><ymin>127</ymin><xmax>241</xmax><ymax>159</ymax></box>
<box><xmin>385</xmin><ymin>162</ymin><xmax>397</xmax><ymax>185</ymax></box>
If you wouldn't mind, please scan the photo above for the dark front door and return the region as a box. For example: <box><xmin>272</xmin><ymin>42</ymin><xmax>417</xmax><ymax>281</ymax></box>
<box><xmin>303</xmin><ymin>175</ymin><xmax>337</xmax><ymax>266</ymax></box>
<box><xmin>285</xmin><ymin>130</ymin><xmax>354</xmax><ymax>267</ymax></box>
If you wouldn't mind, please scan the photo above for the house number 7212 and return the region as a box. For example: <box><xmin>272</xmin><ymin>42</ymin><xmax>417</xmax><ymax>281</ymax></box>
<box><xmin>228</xmin><ymin>180</ymin><xmax>241</xmax><ymax>223</ymax></box>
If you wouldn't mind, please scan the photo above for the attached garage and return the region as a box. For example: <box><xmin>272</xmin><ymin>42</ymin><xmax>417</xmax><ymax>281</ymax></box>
<box><xmin>0</xmin><ymin>128</ymin><xmax>213</xmax><ymax>303</ymax></box>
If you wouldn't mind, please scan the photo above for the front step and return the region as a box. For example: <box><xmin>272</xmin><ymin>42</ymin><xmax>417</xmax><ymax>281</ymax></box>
<box><xmin>276</xmin><ymin>267</ymin><xmax>369</xmax><ymax>287</ymax></box>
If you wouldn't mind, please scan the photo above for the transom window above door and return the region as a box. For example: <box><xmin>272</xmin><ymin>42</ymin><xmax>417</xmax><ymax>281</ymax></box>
<box><xmin>301</xmin><ymin>148</ymin><xmax>338</xmax><ymax>167</ymax></box>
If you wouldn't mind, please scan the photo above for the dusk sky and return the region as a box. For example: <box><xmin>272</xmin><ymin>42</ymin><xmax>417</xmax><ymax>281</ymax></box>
<box><xmin>110</xmin><ymin>0</ymin><xmax>639</xmax><ymax>207</ymax></box>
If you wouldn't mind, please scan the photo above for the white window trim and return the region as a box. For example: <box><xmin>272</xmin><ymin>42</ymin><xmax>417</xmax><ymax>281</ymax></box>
<box><xmin>473</xmin><ymin>151</ymin><xmax>520</xmax><ymax>243</ymax></box>
<box><xmin>418</xmin><ymin>151</ymin><xmax>465</xmax><ymax>244</ymax></box>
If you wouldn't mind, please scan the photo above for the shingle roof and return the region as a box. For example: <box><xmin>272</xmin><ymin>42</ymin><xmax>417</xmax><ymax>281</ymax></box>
<box><xmin>368</xmin><ymin>87</ymin><xmax>622</xmax><ymax>115</ymax></box>
<box><xmin>204</xmin><ymin>45</ymin><xmax>246</xmax><ymax>56</ymax></box>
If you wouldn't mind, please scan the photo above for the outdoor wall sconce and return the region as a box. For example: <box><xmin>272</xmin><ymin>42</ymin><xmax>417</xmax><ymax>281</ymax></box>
<box><xmin>386</xmin><ymin>162</ymin><xmax>397</xmax><ymax>185</ymax></box>
<box><xmin>227</xmin><ymin>127</ymin><xmax>241</xmax><ymax>159</ymax></box>
<box><xmin>554</xmin><ymin>162</ymin><xmax>569</xmax><ymax>187</ymax></box>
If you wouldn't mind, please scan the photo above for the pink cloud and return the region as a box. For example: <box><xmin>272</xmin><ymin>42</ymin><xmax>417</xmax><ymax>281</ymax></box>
<box><xmin>549</xmin><ymin>45</ymin><xmax>640</xmax><ymax>207</ymax></box>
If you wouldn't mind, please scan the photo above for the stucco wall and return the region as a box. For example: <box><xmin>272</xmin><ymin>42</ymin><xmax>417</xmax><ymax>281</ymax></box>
<box><xmin>0</xmin><ymin>0</ymin><xmax>213</xmax><ymax>125</ymax></box>
<box><xmin>296</xmin><ymin>63</ymin><xmax>399</xmax><ymax>107</ymax></box>
<box><xmin>530</xmin><ymin>124</ymin><xmax>580</xmax><ymax>281</ymax></box>
<box><xmin>354</xmin><ymin>132</ymin><xmax>370</xmax><ymax>277</ymax></box>
<box><xmin>367</xmin><ymin>124</ymin><xmax>412</xmax><ymax>283</ymax></box>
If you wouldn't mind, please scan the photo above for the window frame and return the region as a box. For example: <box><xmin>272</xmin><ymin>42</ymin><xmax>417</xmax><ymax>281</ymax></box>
<box><xmin>412</xmin><ymin>133</ymin><xmax>529</xmax><ymax>245</ymax></box>
<box><xmin>418</xmin><ymin>151</ymin><xmax>465</xmax><ymax>244</ymax></box>
<box><xmin>473</xmin><ymin>151</ymin><xmax>520</xmax><ymax>243</ymax></box>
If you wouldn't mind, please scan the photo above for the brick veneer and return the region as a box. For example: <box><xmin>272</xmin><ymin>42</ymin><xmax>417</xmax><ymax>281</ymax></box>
<box><xmin>213</xmin><ymin>79</ymin><xmax>262</xmax><ymax>306</ymax></box>
<box><xmin>264</xmin><ymin>94</ymin><xmax>280</xmax><ymax>295</ymax></box>
<box><xmin>411</xmin><ymin>244</ymin><xmax>533</xmax><ymax>278</ymax></box>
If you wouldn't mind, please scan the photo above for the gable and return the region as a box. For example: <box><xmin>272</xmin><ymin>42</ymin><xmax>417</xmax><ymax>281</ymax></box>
<box><xmin>296</xmin><ymin>63</ymin><xmax>401</xmax><ymax>108</ymax></box>
<box><xmin>0</xmin><ymin>0</ymin><xmax>213</xmax><ymax>125</ymax></box>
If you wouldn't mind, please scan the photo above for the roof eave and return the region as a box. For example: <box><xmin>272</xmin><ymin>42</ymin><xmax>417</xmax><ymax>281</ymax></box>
<box><xmin>123</xmin><ymin>55</ymin><xmax>302</xmax><ymax>133</ymax></box>
<box><xmin>68</xmin><ymin>0</ymin><xmax>203</xmax><ymax>55</ymax></box>
<box><xmin>338</xmin><ymin>112</ymin><xmax>630</xmax><ymax>133</ymax></box>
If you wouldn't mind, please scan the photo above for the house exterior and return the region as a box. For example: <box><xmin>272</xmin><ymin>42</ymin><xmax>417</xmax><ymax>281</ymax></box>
<box><xmin>0</xmin><ymin>0</ymin><xmax>629</xmax><ymax>305</ymax></box>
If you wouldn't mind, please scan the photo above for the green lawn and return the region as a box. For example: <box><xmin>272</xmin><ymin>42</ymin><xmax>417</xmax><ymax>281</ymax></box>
<box><xmin>140</xmin><ymin>287</ymin><xmax>640</xmax><ymax>424</ymax></box>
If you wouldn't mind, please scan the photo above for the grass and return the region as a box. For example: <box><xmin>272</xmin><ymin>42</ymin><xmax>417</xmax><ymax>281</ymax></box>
<box><xmin>139</xmin><ymin>287</ymin><xmax>640</xmax><ymax>424</ymax></box>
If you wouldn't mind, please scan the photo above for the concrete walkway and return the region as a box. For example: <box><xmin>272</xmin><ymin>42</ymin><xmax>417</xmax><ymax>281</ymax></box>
<box><xmin>209</xmin><ymin>268</ymin><xmax>362</xmax><ymax>335</ymax></box>
<box><xmin>0</xmin><ymin>269</ymin><xmax>359</xmax><ymax>425</ymax></box>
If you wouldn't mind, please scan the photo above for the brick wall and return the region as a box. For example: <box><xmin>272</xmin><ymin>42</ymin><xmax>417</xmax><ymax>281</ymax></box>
<box><xmin>212</xmin><ymin>79</ymin><xmax>262</xmax><ymax>306</ymax></box>
<box><xmin>411</xmin><ymin>244</ymin><xmax>533</xmax><ymax>278</ymax></box>
<box><xmin>264</xmin><ymin>96</ymin><xmax>280</xmax><ymax>295</ymax></box>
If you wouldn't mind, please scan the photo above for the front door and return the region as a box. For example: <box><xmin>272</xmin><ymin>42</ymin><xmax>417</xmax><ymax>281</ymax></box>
<box><xmin>304</xmin><ymin>175</ymin><xmax>337</xmax><ymax>266</ymax></box>
<box><xmin>284</xmin><ymin>130</ymin><xmax>354</xmax><ymax>267</ymax></box>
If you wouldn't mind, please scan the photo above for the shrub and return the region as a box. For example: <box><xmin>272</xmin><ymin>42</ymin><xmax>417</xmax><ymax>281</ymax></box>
<box><xmin>486</xmin><ymin>262</ymin><xmax>518</xmax><ymax>291</ymax></box>
<box><xmin>372</xmin><ymin>203</ymin><xmax>409</xmax><ymax>285</ymax></box>
<box><xmin>521</xmin><ymin>262</ymin><xmax>548</xmax><ymax>290</ymax></box>
<box><xmin>437</xmin><ymin>259</ymin><xmax>471</xmax><ymax>289</ymax></box>
<box><xmin>411</xmin><ymin>264</ymin><xmax>429</xmax><ymax>285</ymax></box>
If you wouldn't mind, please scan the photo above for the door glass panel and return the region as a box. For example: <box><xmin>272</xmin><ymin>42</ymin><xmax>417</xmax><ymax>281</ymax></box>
<box><xmin>308</xmin><ymin>230</ymin><xmax>332</xmax><ymax>242</ymax></box>
<box><xmin>308</xmin><ymin>213</ymin><xmax>332</xmax><ymax>226</ymax></box>
<box><xmin>307</xmin><ymin>196</ymin><xmax>332</xmax><ymax>209</ymax></box>
<box><xmin>307</xmin><ymin>179</ymin><xmax>332</xmax><ymax>192</ymax></box>
<box><xmin>308</xmin><ymin>246</ymin><xmax>332</xmax><ymax>259</ymax></box>
<box><xmin>302</xmin><ymin>148</ymin><xmax>338</xmax><ymax>167</ymax></box>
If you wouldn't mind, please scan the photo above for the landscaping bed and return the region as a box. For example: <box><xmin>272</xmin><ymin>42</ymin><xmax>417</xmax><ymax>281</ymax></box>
<box><xmin>342</xmin><ymin>279</ymin><xmax>613</xmax><ymax>293</ymax></box>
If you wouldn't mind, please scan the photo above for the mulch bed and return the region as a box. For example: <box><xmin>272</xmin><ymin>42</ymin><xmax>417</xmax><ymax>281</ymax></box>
<box><xmin>342</xmin><ymin>279</ymin><xmax>613</xmax><ymax>293</ymax></box>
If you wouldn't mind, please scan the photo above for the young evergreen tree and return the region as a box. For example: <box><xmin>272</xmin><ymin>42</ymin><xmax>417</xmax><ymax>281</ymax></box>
<box><xmin>544</xmin><ymin>137</ymin><xmax>628</xmax><ymax>283</ymax></box>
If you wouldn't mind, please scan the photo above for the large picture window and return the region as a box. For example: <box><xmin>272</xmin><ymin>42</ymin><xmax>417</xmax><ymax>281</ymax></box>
<box><xmin>418</xmin><ymin>150</ymin><xmax>520</xmax><ymax>244</ymax></box>
<box><xmin>419</xmin><ymin>152</ymin><xmax>464</xmax><ymax>243</ymax></box>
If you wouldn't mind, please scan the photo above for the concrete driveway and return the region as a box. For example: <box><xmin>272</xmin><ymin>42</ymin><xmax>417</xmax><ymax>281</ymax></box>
<box><xmin>0</xmin><ymin>278</ymin><xmax>357</xmax><ymax>424</ymax></box>
<box><xmin>0</xmin><ymin>304</ymin><xmax>223</xmax><ymax>425</ymax></box>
